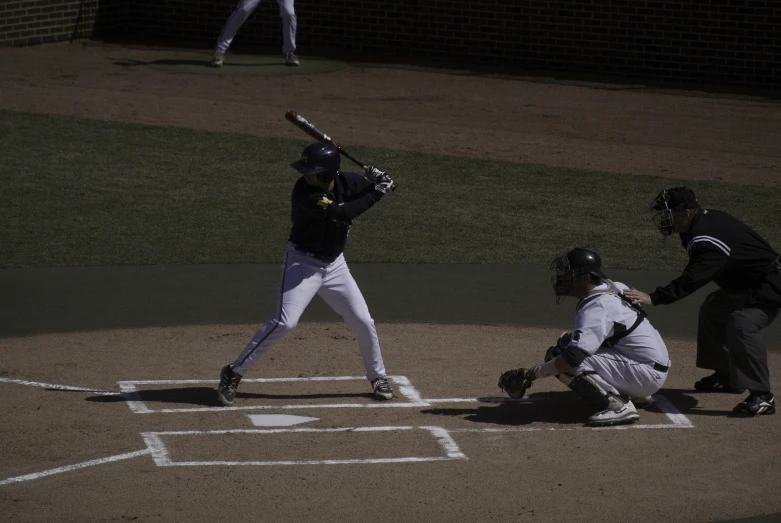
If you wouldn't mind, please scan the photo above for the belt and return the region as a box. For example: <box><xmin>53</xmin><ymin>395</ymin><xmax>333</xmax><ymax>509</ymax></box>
<box><xmin>653</xmin><ymin>362</ymin><xmax>669</xmax><ymax>373</ymax></box>
<box><xmin>294</xmin><ymin>246</ymin><xmax>335</xmax><ymax>263</ymax></box>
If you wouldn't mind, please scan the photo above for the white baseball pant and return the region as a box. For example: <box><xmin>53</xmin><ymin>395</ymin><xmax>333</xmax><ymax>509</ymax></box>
<box><xmin>230</xmin><ymin>244</ymin><xmax>387</xmax><ymax>382</ymax></box>
<box><xmin>216</xmin><ymin>0</ymin><xmax>296</xmax><ymax>55</ymax></box>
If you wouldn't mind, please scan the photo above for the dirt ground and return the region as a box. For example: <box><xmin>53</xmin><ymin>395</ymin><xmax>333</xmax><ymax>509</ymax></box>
<box><xmin>1</xmin><ymin>42</ymin><xmax>781</xmax><ymax>523</ymax></box>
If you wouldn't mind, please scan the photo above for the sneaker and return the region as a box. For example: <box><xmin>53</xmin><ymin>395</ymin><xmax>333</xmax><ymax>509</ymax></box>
<box><xmin>694</xmin><ymin>372</ymin><xmax>745</xmax><ymax>394</ymax></box>
<box><xmin>631</xmin><ymin>396</ymin><xmax>655</xmax><ymax>409</ymax></box>
<box><xmin>284</xmin><ymin>52</ymin><xmax>300</xmax><ymax>66</ymax></box>
<box><xmin>217</xmin><ymin>365</ymin><xmax>242</xmax><ymax>406</ymax></box>
<box><xmin>210</xmin><ymin>50</ymin><xmax>224</xmax><ymax>68</ymax></box>
<box><xmin>732</xmin><ymin>392</ymin><xmax>775</xmax><ymax>417</ymax></box>
<box><xmin>588</xmin><ymin>399</ymin><xmax>640</xmax><ymax>427</ymax></box>
<box><xmin>371</xmin><ymin>377</ymin><xmax>393</xmax><ymax>400</ymax></box>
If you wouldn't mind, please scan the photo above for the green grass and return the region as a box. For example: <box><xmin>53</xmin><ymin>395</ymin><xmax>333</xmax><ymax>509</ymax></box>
<box><xmin>2</xmin><ymin>110</ymin><xmax>780</xmax><ymax>270</ymax></box>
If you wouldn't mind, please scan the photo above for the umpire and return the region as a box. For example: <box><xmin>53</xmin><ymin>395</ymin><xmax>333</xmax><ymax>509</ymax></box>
<box><xmin>624</xmin><ymin>187</ymin><xmax>780</xmax><ymax>417</ymax></box>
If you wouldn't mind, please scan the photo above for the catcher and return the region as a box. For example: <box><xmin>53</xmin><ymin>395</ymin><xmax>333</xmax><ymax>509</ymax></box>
<box><xmin>499</xmin><ymin>248</ymin><xmax>671</xmax><ymax>426</ymax></box>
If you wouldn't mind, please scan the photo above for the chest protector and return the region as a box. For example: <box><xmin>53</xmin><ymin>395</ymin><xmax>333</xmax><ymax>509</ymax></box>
<box><xmin>576</xmin><ymin>280</ymin><xmax>648</xmax><ymax>349</ymax></box>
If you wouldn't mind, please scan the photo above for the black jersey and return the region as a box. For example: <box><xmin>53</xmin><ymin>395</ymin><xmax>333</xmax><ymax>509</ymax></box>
<box><xmin>288</xmin><ymin>171</ymin><xmax>382</xmax><ymax>261</ymax></box>
<box><xmin>651</xmin><ymin>209</ymin><xmax>781</xmax><ymax>306</ymax></box>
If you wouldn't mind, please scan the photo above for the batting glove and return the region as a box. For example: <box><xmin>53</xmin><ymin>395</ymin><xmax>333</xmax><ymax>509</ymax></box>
<box><xmin>365</xmin><ymin>166</ymin><xmax>392</xmax><ymax>185</ymax></box>
<box><xmin>374</xmin><ymin>179</ymin><xmax>395</xmax><ymax>196</ymax></box>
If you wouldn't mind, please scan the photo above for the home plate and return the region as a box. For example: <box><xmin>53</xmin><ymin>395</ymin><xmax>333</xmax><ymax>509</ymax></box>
<box><xmin>248</xmin><ymin>414</ymin><xmax>320</xmax><ymax>427</ymax></box>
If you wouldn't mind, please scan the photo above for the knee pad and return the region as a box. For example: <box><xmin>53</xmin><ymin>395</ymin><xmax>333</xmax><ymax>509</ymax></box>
<box><xmin>568</xmin><ymin>372</ymin><xmax>623</xmax><ymax>410</ymax></box>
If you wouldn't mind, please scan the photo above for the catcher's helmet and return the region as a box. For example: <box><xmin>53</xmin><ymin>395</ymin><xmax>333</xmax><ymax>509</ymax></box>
<box><xmin>650</xmin><ymin>187</ymin><xmax>699</xmax><ymax>236</ymax></box>
<box><xmin>550</xmin><ymin>248</ymin><xmax>607</xmax><ymax>304</ymax></box>
<box><xmin>290</xmin><ymin>142</ymin><xmax>341</xmax><ymax>182</ymax></box>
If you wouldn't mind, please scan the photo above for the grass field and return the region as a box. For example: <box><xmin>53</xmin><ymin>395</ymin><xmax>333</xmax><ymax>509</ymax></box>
<box><xmin>2</xmin><ymin>109</ymin><xmax>780</xmax><ymax>270</ymax></box>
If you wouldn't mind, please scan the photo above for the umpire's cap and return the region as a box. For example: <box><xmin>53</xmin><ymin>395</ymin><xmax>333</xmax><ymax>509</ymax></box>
<box><xmin>291</xmin><ymin>142</ymin><xmax>341</xmax><ymax>178</ymax></box>
<box><xmin>651</xmin><ymin>187</ymin><xmax>699</xmax><ymax>212</ymax></box>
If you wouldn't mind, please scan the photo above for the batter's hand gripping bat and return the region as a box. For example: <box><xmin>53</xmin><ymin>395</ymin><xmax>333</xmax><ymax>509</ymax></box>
<box><xmin>284</xmin><ymin>109</ymin><xmax>396</xmax><ymax>191</ymax></box>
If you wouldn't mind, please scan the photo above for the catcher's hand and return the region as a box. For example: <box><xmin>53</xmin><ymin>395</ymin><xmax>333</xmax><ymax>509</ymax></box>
<box><xmin>498</xmin><ymin>368</ymin><xmax>534</xmax><ymax>399</ymax></box>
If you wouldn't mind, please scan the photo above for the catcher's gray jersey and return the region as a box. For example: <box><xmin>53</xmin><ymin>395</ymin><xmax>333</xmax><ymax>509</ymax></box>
<box><xmin>569</xmin><ymin>281</ymin><xmax>669</xmax><ymax>365</ymax></box>
<box><xmin>562</xmin><ymin>281</ymin><xmax>670</xmax><ymax>398</ymax></box>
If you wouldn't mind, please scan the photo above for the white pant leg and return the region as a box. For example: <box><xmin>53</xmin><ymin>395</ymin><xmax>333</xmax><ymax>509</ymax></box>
<box><xmin>216</xmin><ymin>0</ymin><xmax>263</xmax><ymax>53</ymax></box>
<box><xmin>277</xmin><ymin>0</ymin><xmax>296</xmax><ymax>54</ymax></box>
<box><xmin>573</xmin><ymin>348</ymin><xmax>667</xmax><ymax>398</ymax></box>
<box><xmin>318</xmin><ymin>255</ymin><xmax>386</xmax><ymax>382</ymax></box>
<box><xmin>231</xmin><ymin>248</ymin><xmax>324</xmax><ymax>375</ymax></box>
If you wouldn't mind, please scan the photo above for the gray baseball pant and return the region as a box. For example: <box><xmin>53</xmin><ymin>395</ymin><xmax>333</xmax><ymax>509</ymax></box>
<box><xmin>696</xmin><ymin>289</ymin><xmax>778</xmax><ymax>392</ymax></box>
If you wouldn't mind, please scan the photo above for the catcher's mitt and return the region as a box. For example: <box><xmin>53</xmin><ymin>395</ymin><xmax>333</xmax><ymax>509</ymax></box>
<box><xmin>498</xmin><ymin>368</ymin><xmax>533</xmax><ymax>399</ymax></box>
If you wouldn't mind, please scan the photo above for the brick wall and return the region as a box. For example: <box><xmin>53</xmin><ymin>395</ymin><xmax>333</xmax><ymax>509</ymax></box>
<box><xmin>2</xmin><ymin>0</ymin><xmax>780</xmax><ymax>90</ymax></box>
<box><xmin>0</xmin><ymin>0</ymin><xmax>123</xmax><ymax>46</ymax></box>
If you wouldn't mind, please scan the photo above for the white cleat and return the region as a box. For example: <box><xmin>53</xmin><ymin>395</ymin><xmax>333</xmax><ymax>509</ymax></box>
<box><xmin>631</xmin><ymin>395</ymin><xmax>655</xmax><ymax>409</ymax></box>
<box><xmin>588</xmin><ymin>400</ymin><xmax>640</xmax><ymax>427</ymax></box>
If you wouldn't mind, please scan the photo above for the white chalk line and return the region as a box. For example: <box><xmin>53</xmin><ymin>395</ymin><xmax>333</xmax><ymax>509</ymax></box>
<box><xmin>654</xmin><ymin>394</ymin><xmax>695</xmax><ymax>427</ymax></box>
<box><xmin>120</xmin><ymin>375</ymin><xmax>430</xmax><ymax>413</ymax></box>
<box><xmin>0</xmin><ymin>449</ymin><xmax>151</xmax><ymax>487</ymax></box>
<box><xmin>0</xmin><ymin>375</ymin><xmax>694</xmax><ymax>428</ymax></box>
<box><xmin>0</xmin><ymin>378</ymin><xmax>121</xmax><ymax>396</ymax></box>
<box><xmin>141</xmin><ymin>426</ymin><xmax>468</xmax><ymax>467</ymax></box>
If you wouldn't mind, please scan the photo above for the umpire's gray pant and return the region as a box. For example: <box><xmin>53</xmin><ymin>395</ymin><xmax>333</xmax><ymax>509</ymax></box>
<box><xmin>697</xmin><ymin>289</ymin><xmax>778</xmax><ymax>392</ymax></box>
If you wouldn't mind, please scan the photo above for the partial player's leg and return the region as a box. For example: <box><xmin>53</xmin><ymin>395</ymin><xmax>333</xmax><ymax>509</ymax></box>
<box><xmin>728</xmin><ymin>306</ymin><xmax>777</xmax><ymax>416</ymax></box>
<box><xmin>276</xmin><ymin>0</ymin><xmax>298</xmax><ymax>63</ymax></box>
<box><xmin>217</xmin><ymin>249</ymin><xmax>324</xmax><ymax>405</ymax></box>
<box><xmin>562</xmin><ymin>349</ymin><xmax>666</xmax><ymax>426</ymax></box>
<box><xmin>694</xmin><ymin>289</ymin><xmax>745</xmax><ymax>393</ymax></box>
<box><xmin>318</xmin><ymin>256</ymin><xmax>391</xmax><ymax>400</ymax></box>
<box><xmin>213</xmin><ymin>0</ymin><xmax>263</xmax><ymax>64</ymax></box>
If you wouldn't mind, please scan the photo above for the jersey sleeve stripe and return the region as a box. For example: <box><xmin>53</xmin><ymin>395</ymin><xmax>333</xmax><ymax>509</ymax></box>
<box><xmin>686</xmin><ymin>235</ymin><xmax>731</xmax><ymax>256</ymax></box>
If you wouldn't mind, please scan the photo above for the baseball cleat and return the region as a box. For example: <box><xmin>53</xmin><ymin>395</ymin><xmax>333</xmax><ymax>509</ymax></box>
<box><xmin>284</xmin><ymin>52</ymin><xmax>300</xmax><ymax>66</ymax></box>
<box><xmin>217</xmin><ymin>365</ymin><xmax>242</xmax><ymax>406</ymax></box>
<box><xmin>587</xmin><ymin>399</ymin><xmax>640</xmax><ymax>427</ymax></box>
<box><xmin>732</xmin><ymin>393</ymin><xmax>775</xmax><ymax>417</ymax></box>
<box><xmin>371</xmin><ymin>377</ymin><xmax>394</xmax><ymax>400</ymax></box>
<box><xmin>631</xmin><ymin>395</ymin><xmax>655</xmax><ymax>409</ymax></box>
<box><xmin>210</xmin><ymin>50</ymin><xmax>224</xmax><ymax>68</ymax></box>
<box><xmin>694</xmin><ymin>372</ymin><xmax>745</xmax><ymax>394</ymax></box>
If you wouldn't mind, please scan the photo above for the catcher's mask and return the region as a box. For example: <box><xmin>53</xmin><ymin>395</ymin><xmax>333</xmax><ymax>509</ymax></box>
<box><xmin>290</xmin><ymin>142</ymin><xmax>340</xmax><ymax>183</ymax></box>
<box><xmin>650</xmin><ymin>187</ymin><xmax>699</xmax><ymax>236</ymax></box>
<box><xmin>550</xmin><ymin>248</ymin><xmax>607</xmax><ymax>304</ymax></box>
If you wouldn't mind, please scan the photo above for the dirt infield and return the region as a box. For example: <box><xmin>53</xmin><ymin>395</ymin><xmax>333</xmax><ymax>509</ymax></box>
<box><xmin>2</xmin><ymin>324</ymin><xmax>780</xmax><ymax>522</ymax></box>
<box><xmin>1</xmin><ymin>42</ymin><xmax>781</xmax><ymax>523</ymax></box>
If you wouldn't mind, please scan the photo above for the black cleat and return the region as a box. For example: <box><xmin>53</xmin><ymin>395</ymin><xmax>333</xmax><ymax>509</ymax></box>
<box><xmin>217</xmin><ymin>365</ymin><xmax>242</xmax><ymax>406</ymax></box>
<box><xmin>733</xmin><ymin>393</ymin><xmax>775</xmax><ymax>417</ymax></box>
<box><xmin>371</xmin><ymin>377</ymin><xmax>394</xmax><ymax>400</ymax></box>
<box><xmin>694</xmin><ymin>372</ymin><xmax>745</xmax><ymax>394</ymax></box>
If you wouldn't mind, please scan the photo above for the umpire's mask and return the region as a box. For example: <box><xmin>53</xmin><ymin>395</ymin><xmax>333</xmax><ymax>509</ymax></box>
<box><xmin>650</xmin><ymin>187</ymin><xmax>699</xmax><ymax>237</ymax></box>
<box><xmin>550</xmin><ymin>248</ymin><xmax>606</xmax><ymax>304</ymax></box>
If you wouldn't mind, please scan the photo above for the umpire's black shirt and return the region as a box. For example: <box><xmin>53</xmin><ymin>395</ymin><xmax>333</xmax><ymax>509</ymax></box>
<box><xmin>288</xmin><ymin>172</ymin><xmax>383</xmax><ymax>261</ymax></box>
<box><xmin>650</xmin><ymin>209</ymin><xmax>781</xmax><ymax>307</ymax></box>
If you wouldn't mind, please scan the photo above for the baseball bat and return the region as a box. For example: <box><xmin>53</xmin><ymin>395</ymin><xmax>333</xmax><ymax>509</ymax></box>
<box><xmin>284</xmin><ymin>109</ymin><xmax>367</xmax><ymax>169</ymax></box>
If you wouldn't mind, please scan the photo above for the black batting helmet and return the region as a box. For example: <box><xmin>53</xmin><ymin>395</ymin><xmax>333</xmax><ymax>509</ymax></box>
<box><xmin>550</xmin><ymin>248</ymin><xmax>607</xmax><ymax>304</ymax></box>
<box><xmin>290</xmin><ymin>142</ymin><xmax>341</xmax><ymax>182</ymax></box>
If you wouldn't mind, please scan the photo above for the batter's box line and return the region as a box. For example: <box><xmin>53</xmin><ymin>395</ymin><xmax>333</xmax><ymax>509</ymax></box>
<box><xmin>140</xmin><ymin>426</ymin><xmax>467</xmax><ymax>466</ymax></box>
<box><xmin>444</xmin><ymin>394</ymin><xmax>693</xmax><ymax>432</ymax></box>
<box><xmin>118</xmin><ymin>375</ymin><xmax>427</xmax><ymax>414</ymax></box>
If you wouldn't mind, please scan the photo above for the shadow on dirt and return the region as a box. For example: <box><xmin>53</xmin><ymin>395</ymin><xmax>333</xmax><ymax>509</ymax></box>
<box><xmin>421</xmin><ymin>391</ymin><xmax>593</xmax><ymax>426</ymax></box>
<box><xmin>421</xmin><ymin>388</ymin><xmax>738</xmax><ymax>425</ymax></box>
<box><xmin>84</xmin><ymin>387</ymin><xmax>370</xmax><ymax>407</ymax></box>
<box><xmin>112</xmin><ymin>58</ymin><xmax>281</xmax><ymax>68</ymax></box>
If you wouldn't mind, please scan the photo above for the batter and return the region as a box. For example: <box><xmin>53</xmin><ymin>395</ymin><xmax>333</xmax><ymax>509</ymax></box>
<box><xmin>217</xmin><ymin>142</ymin><xmax>396</xmax><ymax>406</ymax></box>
